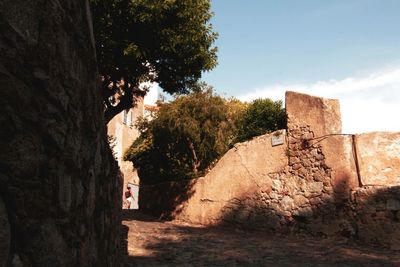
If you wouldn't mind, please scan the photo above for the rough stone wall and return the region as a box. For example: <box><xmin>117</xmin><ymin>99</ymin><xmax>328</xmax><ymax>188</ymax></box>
<box><xmin>353</xmin><ymin>186</ymin><xmax>400</xmax><ymax>249</ymax></box>
<box><xmin>175</xmin><ymin>131</ymin><xmax>287</xmax><ymax>225</ymax></box>
<box><xmin>139</xmin><ymin>132</ymin><xmax>288</xmax><ymax>223</ymax></box>
<box><xmin>139</xmin><ymin>179</ymin><xmax>196</xmax><ymax>219</ymax></box>
<box><xmin>356</xmin><ymin>132</ymin><xmax>400</xmax><ymax>186</ymax></box>
<box><xmin>0</xmin><ymin>1</ymin><xmax>122</xmax><ymax>266</ymax></box>
<box><xmin>140</xmin><ymin>91</ymin><xmax>400</xmax><ymax>249</ymax></box>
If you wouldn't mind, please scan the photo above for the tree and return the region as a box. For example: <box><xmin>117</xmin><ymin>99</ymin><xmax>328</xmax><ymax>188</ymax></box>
<box><xmin>124</xmin><ymin>86</ymin><xmax>238</xmax><ymax>184</ymax></box>
<box><xmin>90</xmin><ymin>0</ymin><xmax>218</xmax><ymax>123</ymax></box>
<box><xmin>236</xmin><ymin>99</ymin><xmax>286</xmax><ymax>142</ymax></box>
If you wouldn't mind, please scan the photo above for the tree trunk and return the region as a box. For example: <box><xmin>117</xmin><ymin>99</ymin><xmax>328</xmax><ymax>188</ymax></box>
<box><xmin>187</xmin><ymin>139</ymin><xmax>201</xmax><ymax>174</ymax></box>
<box><xmin>102</xmin><ymin>80</ymin><xmax>146</xmax><ymax>124</ymax></box>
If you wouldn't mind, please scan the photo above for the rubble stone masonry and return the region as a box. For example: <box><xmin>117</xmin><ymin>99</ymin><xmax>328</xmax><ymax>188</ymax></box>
<box><xmin>140</xmin><ymin>91</ymin><xmax>400</xmax><ymax>250</ymax></box>
<box><xmin>0</xmin><ymin>1</ymin><xmax>122</xmax><ymax>266</ymax></box>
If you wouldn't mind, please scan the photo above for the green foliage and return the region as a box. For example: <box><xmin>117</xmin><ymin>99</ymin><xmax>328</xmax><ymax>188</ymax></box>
<box><xmin>124</xmin><ymin>86</ymin><xmax>239</xmax><ymax>184</ymax></box>
<box><xmin>124</xmin><ymin>88</ymin><xmax>286</xmax><ymax>185</ymax></box>
<box><xmin>236</xmin><ymin>99</ymin><xmax>286</xmax><ymax>142</ymax></box>
<box><xmin>107</xmin><ymin>135</ymin><xmax>118</xmax><ymax>159</ymax></box>
<box><xmin>91</xmin><ymin>0</ymin><xmax>217</xmax><ymax>99</ymax></box>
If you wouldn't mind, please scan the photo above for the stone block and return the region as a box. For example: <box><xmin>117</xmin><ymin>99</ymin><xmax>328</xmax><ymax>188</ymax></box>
<box><xmin>0</xmin><ymin>0</ymin><xmax>122</xmax><ymax>264</ymax></box>
<box><xmin>285</xmin><ymin>91</ymin><xmax>342</xmax><ymax>137</ymax></box>
<box><xmin>356</xmin><ymin>132</ymin><xmax>400</xmax><ymax>186</ymax></box>
<box><xmin>386</xmin><ymin>199</ymin><xmax>400</xmax><ymax>211</ymax></box>
<box><xmin>271</xmin><ymin>179</ymin><xmax>282</xmax><ymax>192</ymax></box>
<box><xmin>303</xmin><ymin>182</ymin><xmax>324</xmax><ymax>197</ymax></box>
<box><xmin>281</xmin><ymin>196</ymin><xmax>294</xmax><ymax>211</ymax></box>
<box><xmin>293</xmin><ymin>206</ymin><xmax>313</xmax><ymax>218</ymax></box>
<box><xmin>58</xmin><ymin>174</ymin><xmax>72</xmax><ymax>212</ymax></box>
<box><xmin>0</xmin><ymin>198</ymin><xmax>10</xmax><ymax>267</ymax></box>
<box><xmin>308</xmin><ymin>197</ymin><xmax>320</xmax><ymax>205</ymax></box>
<box><xmin>293</xmin><ymin>195</ymin><xmax>309</xmax><ymax>207</ymax></box>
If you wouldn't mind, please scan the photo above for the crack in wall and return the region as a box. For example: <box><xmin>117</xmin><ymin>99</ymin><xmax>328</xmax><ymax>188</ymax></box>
<box><xmin>235</xmin><ymin>149</ymin><xmax>261</xmax><ymax>188</ymax></box>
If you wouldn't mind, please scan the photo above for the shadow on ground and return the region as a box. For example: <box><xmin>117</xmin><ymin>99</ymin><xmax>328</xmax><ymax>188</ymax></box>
<box><xmin>138</xmin><ymin>179</ymin><xmax>198</xmax><ymax>220</ymax></box>
<box><xmin>120</xmin><ymin>211</ymin><xmax>400</xmax><ymax>267</ymax></box>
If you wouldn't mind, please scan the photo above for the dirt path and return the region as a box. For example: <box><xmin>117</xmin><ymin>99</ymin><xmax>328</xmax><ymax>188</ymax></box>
<box><xmin>121</xmin><ymin>212</ymin><xmax>400</xmax><ymax>267</ymax></box>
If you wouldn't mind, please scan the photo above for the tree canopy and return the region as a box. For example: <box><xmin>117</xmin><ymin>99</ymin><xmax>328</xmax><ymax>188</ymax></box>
<box><xmin>124</xmin><ymin>86</ymin><xmax>286</xmax><ymax>185</ymax></box>
<box><xmin>90</xmin><ymin>0</ymin><xmax>218</xmax><ymax>123</ymax></box>
<box><xmin>235</xmin><ymin>99</ymin><xmax>286</xmax><ymax>143</ymax></box>
<box><xmin>124</xmin><ymin>86</ymin><xmax>241</xmax><ymax>184</ymax></box>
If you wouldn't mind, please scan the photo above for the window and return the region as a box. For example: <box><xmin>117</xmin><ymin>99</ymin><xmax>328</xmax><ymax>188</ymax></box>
<box><xmin>130</xmin><ymin>110</ymin><xmax>134</xmax><ymax>127</ymax></box>
<box><xmin>123</xmin><ymin>110</ymin><xmax>127</xmax><ymax>124</ymax></box>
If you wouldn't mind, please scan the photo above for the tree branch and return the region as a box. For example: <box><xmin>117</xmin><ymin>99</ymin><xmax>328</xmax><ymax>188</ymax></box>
<box><xmin>101</xmin><ymin>75</ymin><xmax>148</xmax><ymax>124</ymax></box>
<box><xmin>187</xmin><ymin>138</ymin><xmax>201</xmax><ymax>174</ymax></box>
<box><xmin>104</xmin><ymin>81</ymin><xmax>133</xmax><ymax>124</ymax></box>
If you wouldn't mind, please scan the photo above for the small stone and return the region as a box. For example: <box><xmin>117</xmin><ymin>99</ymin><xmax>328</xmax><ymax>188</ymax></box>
<box><xmin>309</xmin><ymin>197</ymin><xmax>322</xmax><ymax>205</ymax></box>
<box><xmin>322</xmin><ymin>179</ymin><xmax>331</xmax><ymax>186</ymax></box>
<box><xmin>289</xmin><ymin>157</ymin><xmax>300</xmax><ymax>165</ymax></box>
<box><xmin>323</xmin><ymin>186</ymin><xmax>333</xmax><ymax>193</ymax></box>
<box><xmin>298</xmin><ymin>167</ymin><xmax>308</xmax><ymax>178</ymax></box>
<box><xmin>292</xmin><ymin>164</ymin><xmax>301</xmax><ymax>170</ymax></box>
<box><xmin>304</xmin><ymin>182</ymin><xmax>324</xmax><ymax>197</ymax></box>
<box><xmin>269</xmin><ymin>191</ymin><xmax>279</xmax><ymax>199</ymax></box>
<box><xmin>0</xmin><ymin>198</ymin><xmax>10</xmax><ymax>267</ymax></box>
<box><xmin>281</xmin><ymin>196</ymin><xmax>294</xmax><ymax>211</ymax></box>
<box><xmin>311</xmin><ymin>149</ymin><xmax>319</xmax><ymax>157</ymax></box>
<box><xmin>282</xmin><ymin>211</ymin><xmax>292</xmax><ymax>217</ymax></box>
<box><xmin>293</xmin><ymin>195</ymin><xmax>309</xmax><ymax>207</ymax></box>
<box><xmin>293</xmin><ymin>206</ymin><xmax>313</xmax><ymax>217</ymax></box>
<box><xmin>302</xmin><ymin>159</ymin><xmax>312</xmax><ymax>167</ymax></box>
<box><xmin>375</xmin><ymin>202</ymin><xmax>386</xmax><ymax>211</ymax></box>
<box><xmin>12</xmin><ymin>254</ymin><xmax>23</xmax><ymax>267</ymax></box>
<box><xmin>272</xmin><ymin>179</ymin><xmax>282</xmax><ymax>192</ymax></box>
<box><xmin>386</xmin><ymin>199</ymin><xmax>400</xmax><ymax>211</ymax></box>
<box><xmin>390</xmin><ymin>244</ymin><xmax>400</xmax><ymax>251</ymax></box>
<box><xmin>320</xmin><ymin>193</ymin><xmax>333</xmax><ymax>203</ymax></box>
<box><xmin>313</xmin><ymin>172</ymin><xmax>324</xmax><ymax>181</ymax></box>
<box><xmin>375</xmin><ymin>211</ymin><xmax>387</xmax><ymax>219</ymax></box>
<box><xmin>302</xmin><ymin>132</ymin><xmax>314</xmax><ymax>140</ymax></box>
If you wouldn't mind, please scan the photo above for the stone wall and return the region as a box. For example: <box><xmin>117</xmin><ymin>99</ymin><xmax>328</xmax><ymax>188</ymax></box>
<box><xmin>0</xmin><ymin>1</ymin><xmax>122</xmax><ymax>266</ymax></box>
<box><xmin>140</xmin><ymin>91</ymin><xmax>400</xmax><ymax>249</ymax></box>
<box><xmin>356</xmin><ymin>132</ymin><xmax>400</xmax><ymax>186</ymax></box>
<box><xmin>140</xmin><ymin>179</ymin><xmax>196</xmax><ymax>219</ymax></box>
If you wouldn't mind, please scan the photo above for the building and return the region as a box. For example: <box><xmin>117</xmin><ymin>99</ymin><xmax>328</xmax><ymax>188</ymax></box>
<box><xmin>107</xmin><ymin>95</ymin><xmax>159</xmax><ymax>208</ymax></box>
<box><xmin>107</xmin><ymin>95</ymin><xmax>144</xmax><ymax>208</ymax></box>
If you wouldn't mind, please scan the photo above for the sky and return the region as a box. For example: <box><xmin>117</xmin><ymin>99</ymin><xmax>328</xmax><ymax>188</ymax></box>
<box><xmin>200</xmin><ymin>0</ymin><xmax>400</xmax><ymax>134</ymax></box>
<box><xmin>145</xmin><ymin>1</ymin><xmax>400</xmax><ymax>133</ymax></box>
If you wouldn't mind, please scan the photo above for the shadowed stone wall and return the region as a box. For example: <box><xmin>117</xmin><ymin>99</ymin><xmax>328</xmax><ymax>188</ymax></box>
<box><xmin>0</xmin><ymin>1</ymin><xmax>122</xmax><ymax>266</ymax></box>
<box><xmin>140</xmin><ymin>91</ymin><xmax>400</xmax><ymax>250</ymax></box>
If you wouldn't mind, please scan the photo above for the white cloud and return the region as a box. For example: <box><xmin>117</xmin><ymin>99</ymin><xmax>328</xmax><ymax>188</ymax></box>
<box><xmin>238</xmin><ymin>67</ymin><xmax>400</xmax><ymax>134</ymax></box>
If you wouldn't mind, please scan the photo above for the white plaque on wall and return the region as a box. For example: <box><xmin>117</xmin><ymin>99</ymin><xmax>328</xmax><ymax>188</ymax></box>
<box><xmin>271</xmin><ymin>132</ymin><xmax>284</xmax><ymax>146</ymax></box>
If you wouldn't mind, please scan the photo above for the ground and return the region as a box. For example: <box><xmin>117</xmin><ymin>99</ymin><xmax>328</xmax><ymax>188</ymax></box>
<box><xmin>121</xmin><ymin>211</ymin><xmax>400</xmax><ymax>267</ymax></box>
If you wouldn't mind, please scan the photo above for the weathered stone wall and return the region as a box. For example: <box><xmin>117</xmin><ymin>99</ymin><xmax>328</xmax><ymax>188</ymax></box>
<box><xmin>356</xmin><ymin>132</ymin><xmax>400</xmax><ymax>186</ymax></box>
<box><xmin>0</xmin><ymin>1</ymin><xmax>122</xmax><ymax>266</ymax></box>
<box><xmin>140</xmin><ymin>91</ymin><xmax>400</xmax><ymax>249</ymax></box>
<box><xmin>139</xmin><ymin>179</ymin><xmax>196</xmax><ymax>219</ymax></box>
<box><xmin>353</xmin><ymin>186</ymin><xmax>400</xmax><ymax>249</ymax></box>
<box><xmin>140</xmin><ymin>131</ymin><xmax>287</xmax><ymax>223</ymax></box>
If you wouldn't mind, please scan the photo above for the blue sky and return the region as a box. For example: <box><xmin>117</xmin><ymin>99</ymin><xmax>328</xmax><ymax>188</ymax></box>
<box><xmin>147</xmin><ymin>1</ymin><xmax>400</xmax><ymax>133</ymax></box>
<box><xmin>196</xmin><ymin>0</ymin><xmax>400</xmax><ymax>133</ymax></box>
<box><xmin>203</xmin><ymin>0</ymin><xmax>400</xmax><ymax>94</ymax></box>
